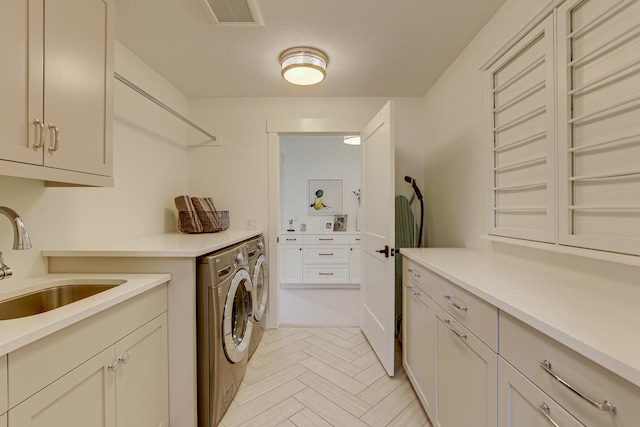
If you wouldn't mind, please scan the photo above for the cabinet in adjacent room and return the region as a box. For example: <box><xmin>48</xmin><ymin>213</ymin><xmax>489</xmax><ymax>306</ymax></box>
<box><xmin>0</xmin><ymin>0</ymin><xmax>113</xmax><ymax>186</ymax></box>
<box><xmin>280</xmin><ymin>234</ymin><xmax>303</xmax><ymax>284</ymax></box>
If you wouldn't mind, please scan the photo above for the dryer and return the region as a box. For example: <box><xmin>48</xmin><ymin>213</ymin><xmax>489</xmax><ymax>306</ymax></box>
<box><xmin>247</xmin><ymin>234</ymin><xmax>268</xmax><ymax>359</ymax></box>
<box><xmin>196</xmin><ymin>242</ymin><xmax>253</xmax><ymax>427</ymax></box>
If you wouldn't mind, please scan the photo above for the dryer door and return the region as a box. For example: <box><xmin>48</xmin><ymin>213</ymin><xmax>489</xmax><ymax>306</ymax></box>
<box><xmin>252</xmin><ymin>254</ymin><xmax>268</xmax><ymax>322</ymax></box>
<box><xmin>223</xmin><ymin>268</ymin><xmax>254</xmax><ymax>363</ymax></box>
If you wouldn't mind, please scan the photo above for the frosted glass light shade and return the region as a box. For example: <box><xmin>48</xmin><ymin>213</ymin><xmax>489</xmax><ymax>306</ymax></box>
<box><xmin>280</xmin><ymin>47</ymin><xmax>328</xmax><ymax>86</ymax></box>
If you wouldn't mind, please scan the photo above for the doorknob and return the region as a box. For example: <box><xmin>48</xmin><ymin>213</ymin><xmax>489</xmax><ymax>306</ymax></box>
<box><xmin>376</xmin><ymin>245</ymin><xmax>390</xmax><ymax>258</ymax></box>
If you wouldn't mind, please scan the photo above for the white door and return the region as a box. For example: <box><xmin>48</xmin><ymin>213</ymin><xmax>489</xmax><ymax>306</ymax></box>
<box><xmin>360</xmin><ymin>101</ymin><xmax>395</xmax><ymax>376</ymax></box>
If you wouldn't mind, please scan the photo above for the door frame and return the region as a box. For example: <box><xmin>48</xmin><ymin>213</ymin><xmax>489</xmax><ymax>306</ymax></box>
<box><xmin>266</xmin><ymin>118</ymin><xmax>363</xmax><ymax>328</ymax></box>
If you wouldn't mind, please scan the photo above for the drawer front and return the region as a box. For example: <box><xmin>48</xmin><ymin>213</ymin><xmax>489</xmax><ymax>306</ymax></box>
<box><xmin>303</xmin><ymin>265</ymin><xmax>349</xmax><ymax>283</ymax></box>
<box><xmin>404</xmin><ymin>259</ymin><xmax>438</xmax><ymax>296</ymax></box>
<box><xmin>349</xmin><ymin>235</ymin><xmax>362</xmax><ymax>245</ymax></box>
<box><xmin>425</xmin><ymin>268</ymin><xmax>498</xmax><ymax>351</ymax></box>
<box><xmin>499</xmin><ymin>357</ymin><xmax>584</xmax><ymax>427</ymax></box>
<box><xmin>303</xmin><ymin>246</ymin><xmax>349</xmax><ymax>264</ymax></box>
<box><xmin>280</xmin><ymin>234</ymin><xmax>302</xmax><ymax>245</ymax></box>
<box><xmin>500</xmin><ymin>312</ymin><xmax>640</xmax><ymax>427</ymax></box>
<box><xmin>303</xmin><ymin>234</ymin><xmax>349</xmax><ymax>245</ymax></box>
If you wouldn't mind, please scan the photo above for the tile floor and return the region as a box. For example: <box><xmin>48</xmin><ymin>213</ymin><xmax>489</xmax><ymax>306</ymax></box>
<box><xmin>219</xmin><ymin>327</ymin><xmax>433</xmax><ymax>427</ymax></box>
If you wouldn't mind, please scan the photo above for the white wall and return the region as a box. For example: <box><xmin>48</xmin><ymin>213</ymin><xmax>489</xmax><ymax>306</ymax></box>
<box><xmin>187</xmin><ymin>97</ymin><xmax>425</xmax><ymax>234</ymax></box>
<box><xmin>280</xmin><ymin>135</ymin><xmax>361</xmax><ymax>233</ymax></box>
<box><xmin>0</xmin><ymin>41</ymin><xmax>190</xmax><ymax>279</ymax></box>
<box><xmin>422</xmin><ymin>0</ymin><xmax>640</xmax><ymax>281</ymax></box>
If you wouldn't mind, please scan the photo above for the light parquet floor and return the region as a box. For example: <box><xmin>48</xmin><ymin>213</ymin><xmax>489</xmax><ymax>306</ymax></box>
<box><xmin>219</xmin><ymin>327</ymin><xmax>433</xmax><ymax>427</ymax></box>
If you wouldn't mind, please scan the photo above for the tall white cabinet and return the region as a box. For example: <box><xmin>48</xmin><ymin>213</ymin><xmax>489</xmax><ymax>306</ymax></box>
<box><xmin>0</xmin><ymin>0</ymin><xmax>113</xmax><ymax>186</ymax></box>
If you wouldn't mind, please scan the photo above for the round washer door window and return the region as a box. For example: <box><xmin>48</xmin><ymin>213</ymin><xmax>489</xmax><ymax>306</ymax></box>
<box><xmin>252</xmin><ymin>254</ymin><xmax>268</xmax><ymax>322</ymax></box>
<box><xmin>223</xmin><ymin>268</ymin><xmax>253</xmax><ymax>363</ymax></box>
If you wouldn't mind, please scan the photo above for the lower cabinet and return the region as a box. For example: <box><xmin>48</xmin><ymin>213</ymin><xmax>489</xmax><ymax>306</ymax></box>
<box><xmin>6</xmin><ymin>285</ymin><xmax>168</xmax><ymax>427</ymax></box>
<box><xmin>434</xmin><ymin>304</ymin><xmax>497</xmax><ymax>427</ymax></box>
<box><xmin>498</xmin><ymin>357</ymin><xmax>583</xmax><ymax>427</ymax></box>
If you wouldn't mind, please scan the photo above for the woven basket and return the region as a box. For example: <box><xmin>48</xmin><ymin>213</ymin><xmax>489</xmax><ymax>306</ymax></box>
<box><xmin>178</xmin><ymin>210</ymin><xmax>230</xmax><ymax>234</ymax></box>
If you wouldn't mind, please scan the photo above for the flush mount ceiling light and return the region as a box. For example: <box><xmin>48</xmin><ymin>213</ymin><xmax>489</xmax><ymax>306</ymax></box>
<box><xmin>343</xmin><ymin>135</ymin><xmax>361</xmax><ymax>145</ymax></box>
<box><xmin>280</xmin><ymin>47</ymin><xmax>328</xmax><ymax>86</ymax></box>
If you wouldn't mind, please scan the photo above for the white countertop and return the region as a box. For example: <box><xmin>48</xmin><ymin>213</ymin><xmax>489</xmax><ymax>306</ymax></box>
<box><xmin>401</xmin><ymin>248</ymin><xmax>640</xmax><ymax>388</ymax></box>
<box><xmin>41</xmin><ymin>229</ymin><xmax>262</xmax><ymax>257</ymax></box>
<box><xmin>0</xmin><ymin>273</ymin><xmax>170</xmax><ymax>356</ymax></box>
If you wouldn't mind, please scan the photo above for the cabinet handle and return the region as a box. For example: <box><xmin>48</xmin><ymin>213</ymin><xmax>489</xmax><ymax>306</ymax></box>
<box><xmin>48</xmin><ymin>124</ymin><xmax>60</xmax><ymax>153</ymax></box>
<box><xmin>443</xmin><ymin>319</ymin><xmax>467</xmax><ymax>339</ymax></box>
<box><xmin>286</xmin><ymin>238</ymin><xmax>297</xmax><ymax>241</ymax></box>
<box><xmin>537</xmin><ymin>403</ymin><xmax>560</xmax><ymax>427</ymax></box>
<box><xmin>318</xmin><ymin>272</ymin><xmax>334</xmax><ymax>276</ymax></box>
<box><xmin>540</xmin><ymin>360</ymin><xmax>617</xmax><ymax>414</ymax></box>
<box><xmin>407</xmin><ymin>285</ymin><xmax>421</xmax><ymax>297</ymax></box>
<box><xmin>108</xmin><ymin>361</ymin><xmax>120</xmax><ymax>372</ymax></box>
<box><xmin>319</xmin><ymin>253</ymin><xmax>334</xmax><ymax>256</ymax></box>
<box><xmin>407</xmin><ymin>269</ymin><xmax>421</xmax><ymax>278</ymax></box>
<box><xmin>444</xmin><ymin>295</ymin><xmax>468</xmax><ymax>312</ymax></box>
<box><xmin>319</xmin><ymin>238</ymin><xmax>334</xmax><ymax>241</ymax></box>
<box><xmin>118</xmin><ymin>353</ymin><xmax>130</xmax><ymax>364</ymax></box>
<box><xmin>32</xmin><ymin>119</ymin><xmax>45</xmax><ymax>150</ymax></box>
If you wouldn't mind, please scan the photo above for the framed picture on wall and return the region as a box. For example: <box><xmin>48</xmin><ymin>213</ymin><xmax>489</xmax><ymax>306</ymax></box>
<box><xmin>308</xmin><ymin>179</ymin><xmax>343</xmax><ymax>215</ymax></box>
<box><xmin>333</xmin><ymin>214</ymin><xmax>347</xmax><ymax>231</ymax></box>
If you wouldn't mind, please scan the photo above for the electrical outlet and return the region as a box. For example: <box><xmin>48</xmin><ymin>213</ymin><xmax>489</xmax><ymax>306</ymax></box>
<box><xmin>246</xmin><ymin>218</ymin><xmax>257</xmax><ymax>229</ymax></box>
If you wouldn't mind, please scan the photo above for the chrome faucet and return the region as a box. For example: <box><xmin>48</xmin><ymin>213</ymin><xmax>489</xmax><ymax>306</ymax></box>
<box><xmin>0</xmin><ymin>207</ymin><xmax>32</xmax><ymax>279</ymax></box>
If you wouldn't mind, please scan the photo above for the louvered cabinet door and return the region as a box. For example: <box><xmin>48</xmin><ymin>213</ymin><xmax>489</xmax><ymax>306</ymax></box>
<box><xmin>485</xmin><ymin>16</ymin><xmax>556</xmax><ymax>243</ymax></box>
<box><xmin>557</xmin><ymin>0</ymin><xmax>640</xmax><ymax>256</ymax></box>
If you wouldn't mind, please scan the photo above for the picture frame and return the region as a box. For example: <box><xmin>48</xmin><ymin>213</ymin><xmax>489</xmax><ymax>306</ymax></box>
<box><xmin>323</xmin><ymin>221</ymin><xmax>334</xmax><ymax>232</ymax></box>
<box><xmin>308</xmin><ymin>179</ymin><xmax>343</xmax><ymax>215</ymax></box>
<box><xmin>333</xmin><ymin>214</ymin><xmax>347</xmax><ymax>232</ymax></box>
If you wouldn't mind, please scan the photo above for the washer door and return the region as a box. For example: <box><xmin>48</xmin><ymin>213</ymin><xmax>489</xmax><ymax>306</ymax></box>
<box><xmin>223</xmin><ymin>268</ymin><xmax>253</xmax><ymax>363</ymax></box>
<box><xmin>252</xmin><ymin>254</ymin><xmax>268</xmax><ymax>322</ymax></box>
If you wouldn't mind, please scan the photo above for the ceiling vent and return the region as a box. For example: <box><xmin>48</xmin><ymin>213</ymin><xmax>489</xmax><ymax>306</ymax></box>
<box><xmin>198</xmin><ymin>0</ymin><xmax>264</xmax><ymax>26</ymax></box>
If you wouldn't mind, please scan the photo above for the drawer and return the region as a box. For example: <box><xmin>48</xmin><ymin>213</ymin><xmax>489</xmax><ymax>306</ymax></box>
<box><xmin>349</xmin><ymin>235</ymin><xmax>362</xmax><ymax>245</ymax></box>
<box><xmin>303</xmin><ymin>246</ymin><xmax>349</xmax><ymax>264</ymax></box>
<box><xmin>303</xmin><ymin>265</ymin><xmax>349</xmax><ymax>283</ymax></box>
<box><xmin>424</xmin><ymin>267</ymin><xmax>497</xmax><ymax>351</ymax></box>
<box><xmin>280</xmin><ymin>234</ymin><xmax>302</xmax><ymax>245</ymax></box>
<box><xmin>303</xmin><ymin>234</ymin><xmax>349</xmax><ymax>245</ymax></box>
<box><xmin>404</xmin><ymin>259</ymin><xmax>438</xmax><ymax>296</ymax></box>
<box><xmin>500</xmin><ymin>312</ymin><xmax>640</xmax><ymax>427</ymax></box>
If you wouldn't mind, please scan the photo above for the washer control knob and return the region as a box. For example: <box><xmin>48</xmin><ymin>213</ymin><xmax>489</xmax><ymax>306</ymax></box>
<box><xmin>257</xmin><ymin>241</ymin><xmax>264</xmax><ymax>250</ymax></box>
<box><xmin>236</xmin><ymin>252</ymin><xmax>244</xmax><ymax>264</ymax></box>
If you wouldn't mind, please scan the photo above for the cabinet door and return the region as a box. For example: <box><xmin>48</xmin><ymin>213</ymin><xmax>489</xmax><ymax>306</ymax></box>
<box><xmin>115</xmin><ymin>313</ymin><xmax>169</xmax><ymax>427</ymax></box>
<box><xmin>9</xmin><ymin>347</ymin><xmax>116</xmax><ymax>427</ymax></box>
<box><xmin>0</xmin><ymin>0</ymin><xmax>43</xmax><ymax>165</ymax></box>
<box><xmin>280</xmin><ymin>245</ymin><xmax>303</xmax><ymax>284</ymax></box>
<box><xmin>349</xmin><ymin>245</ymin><xmax>361</xmax><ymax>283</ymax></box>
<box><xmin>499</xmin><ymin>357</ymin><xmax>584</xmax><ymax>427</ymax></box>
<box><xmin>434</xmin><ymin>304</ymin><xmax>497</xmax><ymax>427</ymax></box>
<box><xmin>402</xmin><ymin>279</ymin><xmax>435</xmax><ymax>416</ymax></box>
<box><xmin>43</xmin><ymin>0</ymin><xmax>113</xmax><ymax>176</ymax></box>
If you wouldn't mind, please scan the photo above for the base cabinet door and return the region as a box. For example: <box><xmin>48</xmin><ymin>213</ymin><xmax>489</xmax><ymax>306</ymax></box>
<box><xmin>115</xmin><ymin>313</ymin><xmax>169</xmax><ymax>427</ymax></box>
<box><xmin>0</xmin><ymin>413</ymin><xmax>5</xmax><ymax>427</ymax></box>
<box><xmin>498</xmin><ymin>357</ymin><xmax>583</xmax><ymax>427</ymax></box>
<box><xmin>280</xmin><ymin>245</ymin><xmax>303</xmax><ymax>284</ymax></box>
<box><xmin>434</xmin><ymin>304</ymin><xmax>497</xmax><ymax>427</ymax></box>
<box><xmin>9</xmin><ymin>347</ymin><xmax>116</xmax><ymax>427</ymax></box>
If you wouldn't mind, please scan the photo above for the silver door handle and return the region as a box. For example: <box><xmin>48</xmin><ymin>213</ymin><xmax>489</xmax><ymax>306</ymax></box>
<box><xmin>444</xmin><ymin>295</ymin><xmax>468</xmax><ymax>312</ymax></box>
<box><xmin>32</xmin><ymin>119</ymin><xmax>45</xmax><ymax>150</ymax></box>
<box><xmin>48</xmin><ymin>124</ymin><xmax>60</xmax><ymax>153</ymax></box>
<box><xmin>540</xmin><ymin>360</ymin><xmax>616</xmax><ymax>414</ymax></box>
<box><xmin>443</xmin><ymin>319</ymin><xmax>467</xmax><ymax>339</ymax></box>
<box><xmin>537</xmin><ymin>403</ymin><xmax>560</xmax><ymax>427</ymax></box>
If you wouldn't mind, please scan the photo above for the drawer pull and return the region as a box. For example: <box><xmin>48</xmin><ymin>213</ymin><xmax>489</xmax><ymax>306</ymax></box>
<box><xmin>444</xmin><ymin>319</ymin><xmax>467</xmax><ymax>339</ymax></box>
<box><xmin>537</xmin><ymin>403</ymin><xmax>560</xmax><ymax>427</ymax></box>
<box><xmin>319</xmin><ymin>253</ymin><xmax>334</xmax><ymax>256</ymax></box>
<box><xmin>407</xmin><ymin>285</ymin><xmax>421</xmax><ymax>297</ymax></box>
<box><xmin>444</xmin><ymin>295</ymin><xmax>468</xmax><ymax>312</ymax></box>
<box><xmin>319</xmin><ymin>272</ymin><xmax>334</xmax><ymax>276</ymax></box>
<box><xmin>540</xmin><ymin>360</ymin><xmax>617</xmax><ymax>415</ymax></box>
<box><xmin>286</xmin><ymin>238</ymin><xmax>297</xmax><ymax>241</ymax></box>
<box><xmin>319</xmin><ymin>238</ymin><xmax>334</xmax><ymax>241</ymax></box>
<box><xmin>407</xmin><ymin>269</ymin><xmax>421</xmax><ymax>278</ymax></box>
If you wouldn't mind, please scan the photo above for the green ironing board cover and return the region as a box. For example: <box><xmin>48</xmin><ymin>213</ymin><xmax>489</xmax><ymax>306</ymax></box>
<box><xmin>395</xmin><ymin>195</ymin><xmax>414</xmax><ymax>336</ymax></box>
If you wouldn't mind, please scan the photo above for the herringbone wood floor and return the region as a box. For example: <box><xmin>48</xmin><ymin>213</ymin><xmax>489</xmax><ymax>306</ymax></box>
<box><xmin>219</xmin><ymin>327</ymin><xmax>433</xmax><ymax>427</ymax></box>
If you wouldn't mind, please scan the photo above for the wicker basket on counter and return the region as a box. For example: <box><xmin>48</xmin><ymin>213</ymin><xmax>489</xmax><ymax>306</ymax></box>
<box><xmin>178</xmin><ymin>210</ymin><xmax>229</xmax><ymax>234</ymax></box>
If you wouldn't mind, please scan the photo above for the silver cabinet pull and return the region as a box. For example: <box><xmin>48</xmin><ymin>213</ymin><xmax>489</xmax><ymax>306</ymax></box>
<box><xmin>537</xmin><ymin>403</ymin><xmax>560</xmax><ymax>427</ymax></box>
<box><xmin>444</xmin><ymin>294</ymin><xmax>468</xmax><ymax>312</ymax></box>
<box><xmin>32</xmin><ymin>119</ymin><xmax>45</xmax><ymax>150</ymax></box>
<box><xmin>285</xmin><ymin>238</ymin><xmax>297</xmax><ymax>241</ymax></box>
<box><xmin>108</xmin><ymin>361</ymin><xmax>120</xmax><ymax>372</ymax></box>
<box><xmin>118</xmin><ymin>353</ymin><xmax>130</xmax><ymax>364</ymax></box>
<box><xmin>48</xmin><ymin>124</ymin><xmax>60</xmax><ymax>153</ymax></box>
<box><xmin>443</xmin><ymin>319</ymin><xmax>467</xmax><ymax>339</ymax></box>
<box><xmin>318</xmin><ymin>272</ymin><xmax>334</xmax><ymax>276</ymax></box>
<box><xmin>319</xmin><ymin>238</ymin><xmax>334</xmax><ymax>241</ymax></box>
<box><xmin>408</xmin><ymin>269</ymin><xmax>421</xmax><ymax>278</ymax></box>
<box><xmin>407</xmin><ymin>285</ymin><xmax>421</xmax><ymax>297</ymax></box>
<box><xmin>319</xmin><ymin>253</ymin><xmax>334</xmax><ymax>256</ymax></box>
<box><xmin>540</xmin><ymin>360</ymin><xmax>617</xmax><ymax>414</ymax></box>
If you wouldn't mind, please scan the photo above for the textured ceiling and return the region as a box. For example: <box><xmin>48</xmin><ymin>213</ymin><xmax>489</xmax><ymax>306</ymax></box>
<box><xmin>115</xmin><ymin>0</ymin><xmax>507</xmax><ymax>97</ymax></box>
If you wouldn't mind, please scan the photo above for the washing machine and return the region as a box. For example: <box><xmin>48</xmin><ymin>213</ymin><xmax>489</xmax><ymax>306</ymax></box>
<box><xmin>247</xmin><ymin>234</ymin><xmax>268</xmax><ymax>359</ymax></box>
<box><xmin>196</xmin><ymin>242</ymin><xmax>254</xmax><ymax>427</ymax></box>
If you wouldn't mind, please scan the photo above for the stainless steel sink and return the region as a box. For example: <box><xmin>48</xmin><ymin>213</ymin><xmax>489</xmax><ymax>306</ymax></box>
<box><xmin>0</xmin><ymin>280</ymin><xmax>127</xmax><ymax>320</ymax></box>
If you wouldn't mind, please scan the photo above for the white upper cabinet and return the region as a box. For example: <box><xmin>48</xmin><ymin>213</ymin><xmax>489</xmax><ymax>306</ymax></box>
<box><xmin>557</xmin><ymin>0</ymin><xmax>640</xmax><ymax>256</ymax></box>
<box><xmin>485</xmin><ymin>16</ymin><xmax>556</xmax><ymax>243</ymax></box>
<box><xmin>0</xmin><ymin>0</ymin><xmax>113</xmax><ymax>186</ymax></box>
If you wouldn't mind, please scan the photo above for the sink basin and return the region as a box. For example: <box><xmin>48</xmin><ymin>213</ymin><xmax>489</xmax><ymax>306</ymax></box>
<box><xmin>0</xmin><ymin>279</ymin><xmax>127</xmax><ymax>320</ymax></box>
